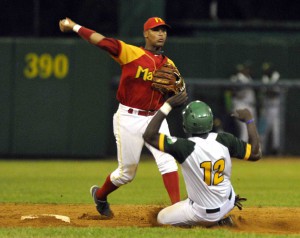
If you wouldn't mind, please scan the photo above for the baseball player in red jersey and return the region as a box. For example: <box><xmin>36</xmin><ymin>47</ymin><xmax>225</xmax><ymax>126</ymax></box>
<box><xmin>143</xmin><ymin>92</ymin><xmax>262</xmax><ymax>227</ymax></box>
<box><xmin>59</xmin><ymin>17</ymin><xmax>181</xmax><ymax>217</ymax></box>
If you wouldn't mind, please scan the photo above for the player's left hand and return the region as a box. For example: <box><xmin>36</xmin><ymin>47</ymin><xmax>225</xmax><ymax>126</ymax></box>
<box><xmin>152</xmin><ymin>63</ymin><xmax>185</xmax><ymax>95</ymax></box>
<box><xmin>231</xmin><ymin>108</ymin><xmax>252</xmax><ymax>123</ymax></box>
<box><xmin>59</xmin><ymin>17</ymin><xmax>76</xmax><ymax>32</ymax></box>
<box><xmin>234</xmin><ymin>194</ymin><xmax>247</xmax><ymax>210</ymax></box>
<box><xmin>166</xmin><ymin>90</ymin><xmax>188</xmax><ymax>108</ymax></box>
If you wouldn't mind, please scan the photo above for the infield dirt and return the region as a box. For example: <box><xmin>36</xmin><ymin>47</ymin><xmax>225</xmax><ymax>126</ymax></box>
<box><xmin>0</xmin><ymin>203</ymin><xmax>299</xmax><ymax>235</ymax></box>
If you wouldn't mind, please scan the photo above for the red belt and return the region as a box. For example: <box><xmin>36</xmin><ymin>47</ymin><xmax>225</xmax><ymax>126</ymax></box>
<box><xmin>128</xmin><ymin>108</ymin><xmax>156</xmax><ymax>116</ymax></box>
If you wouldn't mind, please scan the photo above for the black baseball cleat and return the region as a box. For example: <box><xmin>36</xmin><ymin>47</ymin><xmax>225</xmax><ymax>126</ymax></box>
<box><xmin>90</xmin><ymin>185</ymin><xmax>113</xmax><ymax>218</ymax></box>
<box><xmin>217</xmin><ymin>215</ymin><xmax>234</xmax><ymax>227</ymax></box>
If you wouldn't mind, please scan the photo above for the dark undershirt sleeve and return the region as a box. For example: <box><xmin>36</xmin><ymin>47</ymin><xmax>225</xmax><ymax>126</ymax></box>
<box><xmin>216</xmin><ymin>132</ymin><xmax>251</xmax><ymax>160</ymax></box>
<box><xmin>158</xmin><ymin>134</ymin><xmax>195</xmax><ymax>164</ymax></box>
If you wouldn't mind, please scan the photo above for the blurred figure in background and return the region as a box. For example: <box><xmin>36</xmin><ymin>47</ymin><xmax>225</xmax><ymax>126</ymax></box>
<box><xmin>230</xmin><ymin>61</ymin><xmax>257</xmax><ymax>141</ymax></box>
<box><xmin>258</xmin><ymin>62</ymin><xmax>281</xmax><ymax>155</ymax></box>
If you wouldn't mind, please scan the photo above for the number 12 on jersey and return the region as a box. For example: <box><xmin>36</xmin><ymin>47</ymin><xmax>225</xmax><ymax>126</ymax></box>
<box><xmin>200</xmin><ymin>159</ymin><xmax>225</xmax><ymax>186</ymax></box>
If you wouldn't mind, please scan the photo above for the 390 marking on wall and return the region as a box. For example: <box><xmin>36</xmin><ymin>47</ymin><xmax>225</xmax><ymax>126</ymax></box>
<box><xmin>23</xmin><ymin>53</ymin><xmax>69</xmax><ymax>79</ymax></box>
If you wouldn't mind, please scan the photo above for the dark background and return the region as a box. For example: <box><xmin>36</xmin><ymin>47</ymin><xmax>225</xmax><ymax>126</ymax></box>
<box><xmin>1</xmin><ymin>0</ymin><xmax>300</xmax><ymax>37</ymax></box>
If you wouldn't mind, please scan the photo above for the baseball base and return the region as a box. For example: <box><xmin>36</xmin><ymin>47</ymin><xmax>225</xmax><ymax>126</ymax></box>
<box><xmin>21</xmin><ymin>214</ymin><xmax>71</xmax><ymax>223</ymax></box>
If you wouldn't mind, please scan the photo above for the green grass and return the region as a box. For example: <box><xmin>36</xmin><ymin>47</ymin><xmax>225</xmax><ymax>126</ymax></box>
<box><xmin>231</xmin><ymin>158</ymin><xmax>300</xmax><ymax>207</ymax></box>
<box><xmin>1</xmin><ymin>227</ymin><xmax>298</xmax><ymax>238</ymax></box>
<box><xmin>0</xmin><ymin>156</ymin><xmax>299</xmax><ymax>237</ymax></box>
<box><xmin>0</xmin><ymin>157</ymin><xmax>178</xmax><ymax>205</ymax></box>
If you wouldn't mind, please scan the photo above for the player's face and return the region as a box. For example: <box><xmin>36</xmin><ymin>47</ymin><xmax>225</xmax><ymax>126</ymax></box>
<box><xmin>146</xmin><ymin>26</ymin><xmax>167</xmax><ymax>47</ymax></box>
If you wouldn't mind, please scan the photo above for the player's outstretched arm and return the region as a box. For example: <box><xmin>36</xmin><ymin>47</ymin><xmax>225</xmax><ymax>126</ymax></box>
<box><xmin>231</xmin><ymin>109</ymin><xmax>262</xmax><ymax>161</ymax></box>
<box><xmin>143</xmin><ymin>92</ymin><xmax>188</xmax><ymax>149</ymax></box>
<box><xmin>59</xmin><ymin>17</ymin><xmax>105</xmax><ymax>45</ymax></box>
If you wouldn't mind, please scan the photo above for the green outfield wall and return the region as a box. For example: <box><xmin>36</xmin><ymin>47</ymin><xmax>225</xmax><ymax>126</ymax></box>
<box><xmin>1</xmin><ymin>33</ymin><xmax>300</xmax><ymax>157</ymax></box>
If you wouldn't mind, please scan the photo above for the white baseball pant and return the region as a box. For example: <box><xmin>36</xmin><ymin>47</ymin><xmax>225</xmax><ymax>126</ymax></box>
<box><xmin>110</xmin><ymin>103</ymin><xmax>178</xmax><ymax>187</ymax></box>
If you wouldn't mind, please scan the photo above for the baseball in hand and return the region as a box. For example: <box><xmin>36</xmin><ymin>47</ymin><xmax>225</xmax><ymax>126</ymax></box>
<box><xmin>64</xmin><ymin>20</ymin><xmax>70</xmax><ymax>25</ymax></box>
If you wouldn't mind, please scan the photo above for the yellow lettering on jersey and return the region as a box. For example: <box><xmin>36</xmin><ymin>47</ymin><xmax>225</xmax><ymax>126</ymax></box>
<box><xmin>213</xmin><ymin>159</ymin><xmax>225</xmax><ymax>185</ymax></box>
<box><xmin>200</xmin><ymin>161</ymin><xmax>212</xmax><ymax>186</ymax></box>
<box><xmin>146</xmin><ymin>71</ymin><xmax>153</xmax><ymax>80</ymax></box>
<box><xmin>200</xmin><ymin>159</ymin><xmax>225</xmax><ymax>186</ymax></box>
<box><xmin>135</xmin><ymin>66</ymin><xmax>153</xmax><ymax>81</ymax></box>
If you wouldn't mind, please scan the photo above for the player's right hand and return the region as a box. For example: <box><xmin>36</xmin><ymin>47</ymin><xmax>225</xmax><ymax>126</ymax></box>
<box><xmin>166</xmin><ymin>91</ymin><xmax>188</xmax><ymax>108</ymax></box>
<box><xmin>59</xmin><ymin>17</ymin><xmax>76</xmax><ymax>32</ymax></box>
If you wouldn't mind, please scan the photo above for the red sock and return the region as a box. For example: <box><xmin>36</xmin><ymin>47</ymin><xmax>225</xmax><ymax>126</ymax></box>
<box><xmin>162</xmin><ymin>171</ymin><xmax>180</xmax><ymax>204</ymax></box>
<box><xmin>96</xmin><ymin>175</ymin><xmax>119</xmax><ymax>201</ymax></box>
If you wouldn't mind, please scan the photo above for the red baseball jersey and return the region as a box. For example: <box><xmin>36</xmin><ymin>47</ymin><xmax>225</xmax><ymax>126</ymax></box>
<box><xmin>98</xmin><ymin>38</ymin><xmax>176</xmax><ymax>111</ymax></box>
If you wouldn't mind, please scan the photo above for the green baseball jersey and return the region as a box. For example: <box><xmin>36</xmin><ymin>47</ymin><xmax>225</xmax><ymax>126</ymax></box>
<box><xmin>158</xmin><ymin>132</ymin><xmax>251</xmax><ymax>208</ymax></box>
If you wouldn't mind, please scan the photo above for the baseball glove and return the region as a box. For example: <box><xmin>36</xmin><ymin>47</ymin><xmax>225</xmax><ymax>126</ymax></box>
<box><xmin>152</xmin><ymin>63</ymin><xmax>185</xmax><ymax>95</ymax></box>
